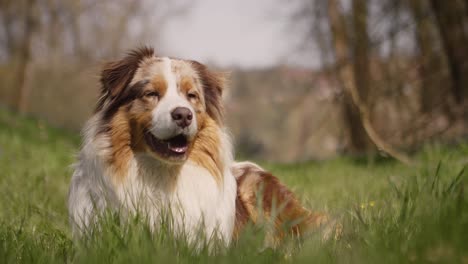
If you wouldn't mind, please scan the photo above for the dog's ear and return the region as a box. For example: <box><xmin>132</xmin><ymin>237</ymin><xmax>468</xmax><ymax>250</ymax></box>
<box><xmin>96</xmin><ymin>47</ymin><xmax>154</xmax><ymax>112</ymax></box>
<box><xmin>191</xmin><ymin>61</ymin><xmax>228</xmax><ymax>125</ymax></box>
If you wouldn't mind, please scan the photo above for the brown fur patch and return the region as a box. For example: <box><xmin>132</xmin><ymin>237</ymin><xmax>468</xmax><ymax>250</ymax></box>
<box><xmin>107</xmin><ymin>109</ymin><xmax>134</xmax><ymax>182</ymax></box>
<box><xmin>179</xmin><ymin>75</ymin><xmax>205</xmax><ymax>116</ymax></box>
<box><xmin>190</xmin><ymin>61</ymin><xmax>225</xmax><ymax>125</ymax></box>
<box><xmin>180</xmin><ymin>76</ymin><xmax>194</xmax><ymax>94</ymax></box>
<box><xmin>233</xmin><ymin>164</ymin><xmax>331</xmax><ymax>243</ymax></box>
<box><xmin>150</xmin><ymin>74</ymin><xmax>167</xmax><ymax>98</ymax></box>
<box><xmin>97</xmin><ymin>47</ymin><xmax>155</xmax><ymax>117</ymax></box>
<box><xmin>234</xmin><ymin>193</ymin><xmax>250</xmax><ymax>239</ymax></box>
<box><xmin>188</xmin><ymin>116</ymin><xmax>224</xmax><ymax>183</ymax></box>
<box><xmin>101</xmin><ymin>79</ymin><xmax>163</xmax><ymax>183</ymax></box>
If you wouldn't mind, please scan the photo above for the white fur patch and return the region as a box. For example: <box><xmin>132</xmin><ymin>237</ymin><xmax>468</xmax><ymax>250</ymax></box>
<box><xmin>149</xmin><ymin>58</ymin><xmax>197</xmax><ymax>140</ymax></box>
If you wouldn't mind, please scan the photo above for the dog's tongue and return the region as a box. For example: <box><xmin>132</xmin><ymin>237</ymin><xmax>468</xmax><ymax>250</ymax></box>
<box><xmin>169</xmin><ymin>145</ymin><xmax>188</xmax><ymax>153</ymax></box>
<box><xmin>167</xmin><ymin>135</ymin><xmax>188</xmax><ymax>154</ymax></box>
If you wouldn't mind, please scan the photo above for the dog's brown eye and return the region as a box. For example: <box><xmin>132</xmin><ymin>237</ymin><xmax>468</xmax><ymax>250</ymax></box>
<box><xmin>145</xmin><ymin>91</ymin><xmax>159</xmax><ymax>98</ymax></box>
<box><xmin>187</xmin><ymin>92</ymin><xmax>198</xmax><ymax>100</ymax></box>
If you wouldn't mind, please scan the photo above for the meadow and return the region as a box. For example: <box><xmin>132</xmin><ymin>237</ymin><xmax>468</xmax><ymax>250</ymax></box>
<box><xmin>0</xmin><ymin>108</ymin><xmax>466</xmax><ymax>263</ymax></box>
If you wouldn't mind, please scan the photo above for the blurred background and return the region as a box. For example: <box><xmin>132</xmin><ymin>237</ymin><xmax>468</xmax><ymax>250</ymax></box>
<box><xmin>0</xmin><ymin>0</ymin><xmax>467</xmax><ymax>163</ymax></box>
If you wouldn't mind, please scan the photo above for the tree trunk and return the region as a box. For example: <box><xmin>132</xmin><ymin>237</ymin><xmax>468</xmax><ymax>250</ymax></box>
<box><xmin>351</xmin><ymin>0</ymin><xmax>374</xmax><ymax>152</ymax></box>
<box><xmin>66</xmin><ymin>0</ymin><xmax>86</xmax><ymax>60</ymax></box>
<box><xmin>15</xmin><ymin>0</ymin><xmax>36</xmax><ymax>113</ymax></box>
<box><xmin>47</xmin><ymin>0</ymin><xmax>61</xmax><ymax>60</ymax></box>
<box><xmin>327</xmin><ymin>0</ymin><xmax>370</xmax><ymax>154</ymax></box>
<box><xmin>342</xmin><ymin>92</ymin><xmax>370</xmax><ymax>152</ymax></box>
<box><xmin>352</xmin><ymin>0</ymin><xmax>370</xmax><ymax>106</ymax></box>
<box><xmin>408</xmin><ymin>0</ymin><xmax>453</xmax><ymax>117</ymax></box>
<box><xmin>0</xmin><ymin>2</ymin><xmax>17</xmax><ymax>59</ymax></box>
<box><xmin>327</xmin><ymin>0</ymin><xmax>414</xmax><ymax>164</ymax></box>
<box><xmin>430</xmin><ymin>0</ymin><xmax>468</xmax><ymax>104</ymax></box>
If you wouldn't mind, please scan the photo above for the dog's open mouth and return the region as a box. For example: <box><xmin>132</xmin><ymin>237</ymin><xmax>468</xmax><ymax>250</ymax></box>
<box><xmin>144</xmin><ymin>132</ymin><xmax>189</xmax><ymax>158</ymax></box>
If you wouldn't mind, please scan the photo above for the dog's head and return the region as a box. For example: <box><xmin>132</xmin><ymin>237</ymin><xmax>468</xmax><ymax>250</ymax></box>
<box><xmin>97</xmin><ymin>47</ymin><xmax>225</xmax><ymax>164</ymax></box>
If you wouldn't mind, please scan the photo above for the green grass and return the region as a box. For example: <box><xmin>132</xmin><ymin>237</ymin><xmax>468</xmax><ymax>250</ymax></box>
<box><xmin>0</xmin><ymin>108</ymin><xmax>467</xmax><ymax>263</ymax></box>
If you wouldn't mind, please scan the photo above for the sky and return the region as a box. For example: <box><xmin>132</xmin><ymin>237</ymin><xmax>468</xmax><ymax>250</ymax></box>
<box><xmin>161</xmin><ymin>0</ymin><xmax>316</xmax><ymax>69</ymax></box>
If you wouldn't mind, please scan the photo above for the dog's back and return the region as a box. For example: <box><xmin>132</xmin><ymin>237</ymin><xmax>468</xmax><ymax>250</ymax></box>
<box><xmin>232</xmin><ymin>162</ymin><xmax>337</xmax><ymax>245</ymax></box>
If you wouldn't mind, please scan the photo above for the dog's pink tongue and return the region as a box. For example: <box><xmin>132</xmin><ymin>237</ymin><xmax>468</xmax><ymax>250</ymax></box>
<box><xmin>168</xmin><ymin>143</ymin><xmax>188</xmax><ymax>153</ymax></box>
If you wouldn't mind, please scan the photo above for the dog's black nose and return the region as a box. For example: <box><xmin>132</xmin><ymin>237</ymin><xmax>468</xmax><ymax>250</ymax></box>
<box><xmin>171</xmin><ymin>107</ymin><xmax>193</xmax><ymax>128</ymax></box>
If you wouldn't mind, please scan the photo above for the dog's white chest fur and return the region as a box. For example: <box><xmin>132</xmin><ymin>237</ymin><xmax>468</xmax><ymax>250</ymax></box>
<box><xmin>120</xmin><ymin>155</ymin><xmax>237</xmax><ymax>243</ymax></box>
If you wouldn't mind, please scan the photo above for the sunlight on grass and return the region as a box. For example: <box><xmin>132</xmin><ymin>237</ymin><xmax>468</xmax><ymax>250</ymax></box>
<box><xmin>0</xmin><ymin>109</ymin><xmax>467</xmax><ymax>263</ymax></box>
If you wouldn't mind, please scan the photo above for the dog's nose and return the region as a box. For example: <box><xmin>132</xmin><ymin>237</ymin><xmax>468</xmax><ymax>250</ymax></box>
<box><xmin>171</xmin><ymin>107</ymin><xmax>193</xmax><ymax>128</ymax></box>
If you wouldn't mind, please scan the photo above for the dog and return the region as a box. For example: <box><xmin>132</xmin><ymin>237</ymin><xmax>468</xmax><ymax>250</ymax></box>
<box><xmin>68</xmin><ymin>47</ymin><xmax>331</xmax><ymax>246</ymax></box>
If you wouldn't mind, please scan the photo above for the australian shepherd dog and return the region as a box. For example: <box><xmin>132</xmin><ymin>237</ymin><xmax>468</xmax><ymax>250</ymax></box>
<box><xmin>68</xmin><ymin>47</ymin><xmax>332</xmax><ymax>247</ymax></box>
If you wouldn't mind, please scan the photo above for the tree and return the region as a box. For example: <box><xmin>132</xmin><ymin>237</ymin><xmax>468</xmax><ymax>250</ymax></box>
<box><xmin>327</xmin><ymin>0</ymin><xmax>413</xmax><ymax>164</ymax></box>
<box><xmin>14</xmin><ymin>0</ymin><xmax>37</xmax><ymax>113</ymax></box>
<box><xmin>430</xmin><ymin>0</ymin><xmax>468</xmax><ymax>104</ymax></box>
<box><xmin>408</xmin><ymin>0</ymin><xmax>453</xmax><ymax>118</ymax></box>
<box><xmin>327</xmin><ymin>0</ymin><xmax>371</xmax><ymax>154</ymax></box>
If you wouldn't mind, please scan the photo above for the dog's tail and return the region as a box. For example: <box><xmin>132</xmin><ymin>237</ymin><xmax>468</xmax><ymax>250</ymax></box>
<box><xmin>231</xmin><ymin>162</ymin><xmax>340</xmax><ymax>245</ymax></box>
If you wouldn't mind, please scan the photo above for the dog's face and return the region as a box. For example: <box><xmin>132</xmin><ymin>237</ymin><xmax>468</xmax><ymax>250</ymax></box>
<box><xmin>97</xmin><ymin>47</ymin><xmax>224</xmax><ymax>164</ymax></box>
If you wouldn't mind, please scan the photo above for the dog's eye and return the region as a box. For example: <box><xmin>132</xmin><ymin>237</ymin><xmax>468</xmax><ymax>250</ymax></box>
<box><xmin>144</xmin><ymin>91</ymin><xmax>159</xmax><ymax>98</ymax></box>
<box><xmin>187</xmin><ymin>92</ymin><xmax>198</xmax><ymax>100</ymax></box>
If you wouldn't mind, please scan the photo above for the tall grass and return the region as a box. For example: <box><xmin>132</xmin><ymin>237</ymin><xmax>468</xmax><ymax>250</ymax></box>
<box><xmin>0</xmin><ymin>109</ymin><xmax>466</xmax><ymax>263</ymax></box>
